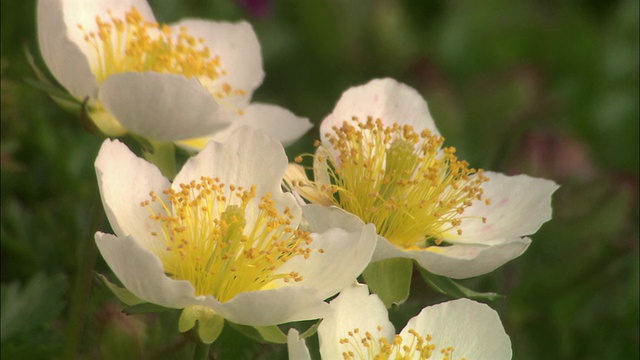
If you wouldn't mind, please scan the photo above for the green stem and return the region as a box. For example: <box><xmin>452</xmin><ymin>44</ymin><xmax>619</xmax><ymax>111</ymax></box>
<box><xmin>65</xmin><ymin>190</ymin><xmax>103</xmax><ymax>359</ymax></box>
<box><xmin>193</xmin><ymin>342</ymin><xmax>211</xmax><ymax>360</ymax></box>
<box><xmin>143</xmin><ymin>141</ymin><xmax>177</xmax><ymax>180</ymax></box>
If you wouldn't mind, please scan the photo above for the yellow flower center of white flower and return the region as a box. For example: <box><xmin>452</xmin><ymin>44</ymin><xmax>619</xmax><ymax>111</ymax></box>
<box><xmin>339</xmin><ymin>326</ymin><xmax>464</xmax><ymax>360</ymax></box>
<box><xmin>141</xmin><ymin>176</ymin><xmax>316</xmax><ymax>303</ymax></box>
<box><xmin>292</xmin><ymin>117</ymin><xmax>489</xmax><ymax>249</ymax></box>
<box><xmin>78</xmin><ymin>7</ymin><xmax>246</xmax><ymax>100</ymax></box>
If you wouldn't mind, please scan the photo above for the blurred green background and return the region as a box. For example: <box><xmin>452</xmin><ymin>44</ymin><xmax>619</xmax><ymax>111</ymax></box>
<box><xmin>1</xmin><ymin>0</ymin><xmax>638</xmax><ymax>359</ymax></box>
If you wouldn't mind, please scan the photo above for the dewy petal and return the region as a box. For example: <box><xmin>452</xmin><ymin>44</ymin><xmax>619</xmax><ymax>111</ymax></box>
<box><xmin>99</xmin><ymin>72</ymin><xmax>235</xmax><ymax>142</ymax></box>
<box><xmin>186</xmin><ymin>103</ymin><xmax>312</xmax><ymax>149</ymax></box>
<box><xmin>399</xmin><ymin>298</ymin><xmax>511</xmax><ymax>360</ymax></box>
<box><xmin>318</xmin><ymin>283</ymin><xmax>395</xmax><ymax>360</ymax></box>
<box><xmin>95</xmin><ymin>232</ymin><xmax>201</xmax><ymax>309</ymax></box>
<box><xmin>95</xmin><ymin>139</ymin><xmax>170</xmax><ymax>253</ymax></box>
<box><xmin>277</xmin><ymin>205</ymin><xmax>377</xmax><ymax>299</ymax></box>
<box><xmin>453</xmin><ymin>171</ymin><xmax>560</xmax><ymax>245</ymax></box>
<box><xmin>201</xmin><ymin>286</ymin><xmax>330</xmax><ymax>326</ymax></box>
<box><xmin>172</xmin><ymin>19</ymin><xmax>264</xmax><ymax>108</ymax></box>
<box><xmin>319</xmin><ymin>78</ymin><xmax>440</xmax><ymax>156</ymax></box>
<box><xmin>287</xmin><ymin>329</ymin><xmax>312</xmax><ymax>360</ymax></box>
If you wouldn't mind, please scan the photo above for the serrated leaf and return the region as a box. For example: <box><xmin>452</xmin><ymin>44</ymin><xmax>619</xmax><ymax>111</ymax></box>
<box><xmin>96</xmin><ymin>273</ymin><xmax>145</xmax><ymax>307</ymax></box>
<box><xmin>362</xmin><ymin>258</ymin><xmax>413</xmax><ymax>308</ymax></box>
<box><xmin>418</xmin><ymin>267</ymin><xmax>504</xmax><ymax>301</ymax></box>
<box><xmin>1</xmin><ymin>272</ymin><xmax>68</xmax><ymax>342</ymax></box>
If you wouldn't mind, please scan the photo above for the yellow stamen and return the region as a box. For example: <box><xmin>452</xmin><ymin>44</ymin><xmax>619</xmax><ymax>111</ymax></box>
<box><xmin>79</xmin><ymin>7</ymin><xmax>245</xmax><ymax>100</ymax></box>
<box><xmin>339</xmin><ymin>326</ymin><xmax>464</xmax><ymax>360</ymax></box>
<box><xmin>142</xmin><ymin>176</ymin><xmax>314</xmax><ymax>303</ymax></box>
<box><xmin>291</xmin><ymin>117</ymin><xmax>489</xmax><ymax>249</ymax></box>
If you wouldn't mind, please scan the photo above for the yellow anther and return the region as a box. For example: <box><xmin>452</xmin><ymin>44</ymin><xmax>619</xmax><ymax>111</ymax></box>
<box><xmin>79</xmin><ymin>6</ymin><xmax>245</xmax><ymax>99</ymax></box>
<box><xmin>291</xmin><ymin>117</ymin><xmax>490</xmax><ymax>249</ymax></box>
<box><xmin>140</xmin><ymin>176</ymin><xmax>318</xmax><ymax>302</ymax></box>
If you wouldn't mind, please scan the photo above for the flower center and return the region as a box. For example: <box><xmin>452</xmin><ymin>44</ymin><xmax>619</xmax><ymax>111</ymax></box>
<box><xmin>339</xmin><ymin>326</ymin><xmax>464</xmax><ymax>360</ymax></box>
<box><xmin>78</xmin><ymin>7</ymin><xmax>245</xmax><ymax>99</ymax></box>
<box><xmin>294</xmin><ymin>117</ymin><xmax>489</xmax><ymax>249</ymax></box>
<box><xmin>141</xmin><ymin>176</ymin><xmax>314</xmax><ymax>303</ymax></box>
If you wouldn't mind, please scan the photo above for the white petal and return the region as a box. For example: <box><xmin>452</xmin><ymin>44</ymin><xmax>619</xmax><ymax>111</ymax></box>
<box><xmin>99</xmin><ymin>72</ymin><xmax>234</xmax><ymax>141</ymax></box>
<box><xmin>38</xmin><ymin>0</ymin><xmax>156</xmax><ymax>100</ymax></box>
<box><xmin>283</xmin><ymin>163</ymin><xmax>334</xmax><ymax>206</ymax></box>
<box><xmin>287</xmin><ymin>329</ymin><xmax>312</xmax><ymax>360</ymax></box>
<box><xmin>318</xmin><ymin>283</ymin><xmax>395</xmax><ymax>360</ymax></box>
<box><xmin>372</xmin><ymin>235</ymin><xmax>531</xmax><ymax>279</ymax></box>
<box><xmin>399</xmin><ymin>298</ymin><xmax>511</xmax><ymax>360</ymax></box>
<box><xmin>312</xmin><ymin>146</ymin><xmax>333</xmax><ymax>189</ymax></box>
<box><xmin>452</xmin><ymin>172</ymin><xmax>559</xmax><ymax>245</ymax></box>
<box><xmin>201</xmin><ymin>287</ymin><xmax>330</xmax><ymax>326</ymax></box>
<box><xmin>320</xmin><ymin>78</ymin><xmax>440</xmax><ymax>155</ymax></box>
<box><xmin>190</xmin><ymin>103</ymin><xmax>312</xmax><ymax>148</ymax></box>
<box><xmin>172</xmin><ymin>19</ymin><xmax>263</xmax><ymax>108</ymax></box>
<box><xmin>173</xmin><ymin>127</ymin><xmax>301</xmax><ymax>231</ymax></box>
<box><xmin>95</xmin><ymin>232</ymin><xmax>201</xmax><ymax>309</ymax></box>
<box><xmin>95</xmin><ymin>139</ymin><xmax>169</xmax><ymax>253</ymax></box>
<box><xmin>278</xmin><ymin>206</ymin><xmax>377</xmax><ymax>299</ymax></box>
<box><xmin>38</xmin><ymin>0</ymin><xmax>97</xmax><ymax>100</ymax></box>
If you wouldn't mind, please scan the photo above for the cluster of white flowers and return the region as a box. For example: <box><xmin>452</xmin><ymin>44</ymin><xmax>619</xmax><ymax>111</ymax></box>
<box><xmin>37</xmin><ymin>0</ymin><xmax>558</xmax><ymax>358</ymax></box>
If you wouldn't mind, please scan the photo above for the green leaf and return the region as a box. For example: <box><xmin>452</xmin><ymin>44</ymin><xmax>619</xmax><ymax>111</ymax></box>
<box><xmin>179</xmin><ymin>306</ymin><xmax>225</xmax><ymax>344</ymax></box>
<box><xmin>96</xmin><ymin>273</ymin><xmax>145</xmax><ymax>307</ymax></box>
<box><xmin>227</xmin><ymin>322</ymin><xmax>288</xmax><ymax>344</ymax></box>
<box><xmin>362</xmin><ymin>258</ymin><xmax>413</xmax><ymax>308</ymax></box>
<box><xmin>418</xmin><ymin>267</ymin><xmax>504</xmax><ymax>301</ymax></box>
<box><xmin>142</xmin><ymin>140</ymin><xmax>177</xmax><ymax>180</ymax></box>
<box><xmin>254</xmin><ymin>325</ymin><xmax>288</xmax><ymax>344</ymax></box>
<box><xmin>299</xmin><ymin>320</ymin><xmax>322</xmax><ymax>339</ymax></box>
<box><xmin>1</xmin><ymin>272</ymin><xmax>68</xmax><ymax>342</ymax></box>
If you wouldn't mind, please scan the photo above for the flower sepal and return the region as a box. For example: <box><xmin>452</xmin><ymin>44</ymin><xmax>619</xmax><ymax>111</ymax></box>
<box><xmin>122</xmin><ymin>302</ymin><xmax>171</xmax><ymax>315</ymax></box>
<box><xmin>24</xmin><ymin>45</ymin><xmax>82</xmax><ymax>111</ymax></box>
<box><xmin>361</xmin><ymin>257</ymin><xmax>413</xmax><ymax>308</ymax></box>
<box><xmin>179</xmin><ymin>305</ymin><xmax>225</xmax><ymax>344</ymax></box>
<box><xmin>418</xmin><ymin>267</ymin><xmax>505</xmax><ymax>301</ymax></box>
<box><xmin>227</xmin><ymin>322</ymin><xmax>288</xmax><ymax>344</ymax></box>
<box><xmin>97</xmin><ymin>273</ymin><xmax>145</xmax><ymax>307</ymax></box>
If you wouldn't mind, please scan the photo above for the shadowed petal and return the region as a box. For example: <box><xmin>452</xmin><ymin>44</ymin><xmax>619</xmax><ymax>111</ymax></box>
<box><xmin>99</xmin><ymin>72</ymin><xmax>234</xmax><ymax>141</ymax></box>
<box><xmin>372</xmin><ymin>235</ymin><xmax>531</xmax><ymax>279</ymax></box>
<box><xmin>399</xmin><ymin>298</ymin><xmax>511</xmax><ymax>359</ymax></box>
<box><xmin>95</xmin><ymin>139</ymin><xmax>169</xmax><ymax>252</ymax></box>
<box><xmin>318</xmin><ymin>283</ymin><xmax>395</xmax><ymax>360</ymax></box>
<box><xmin>95</xmin><ymin>232</ymin><xmax>201</xmax><ymax>309</ymax></box>
<box><xmin>452</xmin><ymin>172</ymin><xmax>559</xmax><ymax>245</ymax></box>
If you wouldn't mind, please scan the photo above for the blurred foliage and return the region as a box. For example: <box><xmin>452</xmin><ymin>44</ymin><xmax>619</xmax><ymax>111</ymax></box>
<box><xmin>1</xmin><ymin>0</ymin><xmax>637</xmax><ymax>359</ymax></box>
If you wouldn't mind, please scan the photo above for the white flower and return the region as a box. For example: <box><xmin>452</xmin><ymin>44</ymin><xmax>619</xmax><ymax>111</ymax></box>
<box><xmin>288</xmin><ymin>283</ymin><xmax>512</xmax><ymax>359</ymax></box>
<box><xmin>288</xmin><ymin>284</ymin><xmax>511</xmax><ymax>360</ymax></box>
<box><xmin>37</xmin><ymin>0</ymin><xmax>311</xmax><ymax>144</ymax></box>
<box><xmin>94</xmin><ymin>127</ymin><xmax>376</xmax><ymax>329</ymax></box>
<box><xmin>285</xmin><ymin>78</ymin><xmax>559</xmax><ymax>279</ymax></box>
